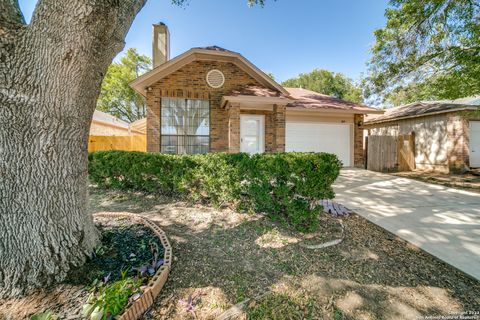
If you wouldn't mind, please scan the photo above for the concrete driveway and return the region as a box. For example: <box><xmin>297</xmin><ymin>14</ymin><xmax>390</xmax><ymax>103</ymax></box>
<box><xmin>334</xmin><ymin>168</ymin><xmax>480</xmax><ymax>280</ymax></box>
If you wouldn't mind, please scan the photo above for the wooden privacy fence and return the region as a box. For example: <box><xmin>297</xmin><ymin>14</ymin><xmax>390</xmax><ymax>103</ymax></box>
<box><xmin>397</xmin><ymin>133</ymin><xmax>415</xmax><ymax>171</ymax></box>
<box><xmin>365</xmin><ymin>133</ymin><xmax>415</xmax><ymax>172</ymax></box>
<box><xmin>88</xmin><ymin>135</ymin><xmax>146</xmax><ymax>152</ymax></box>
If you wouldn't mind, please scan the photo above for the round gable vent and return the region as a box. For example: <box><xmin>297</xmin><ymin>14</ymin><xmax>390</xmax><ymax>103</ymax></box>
<box><xmin>206</xmin><ymin>69</ymin><xmax>225</xmax><ymax>88</ymax></box>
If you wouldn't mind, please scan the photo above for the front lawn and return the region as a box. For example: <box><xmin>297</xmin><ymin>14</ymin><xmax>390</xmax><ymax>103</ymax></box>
<box><xmin>1</xmin><ymin>187</ymin><xmax>478</xmax><ymax>319</ymax></box>
<box><xmin>92</xmin><ymin>188</ymin><xmax>478</xmax><ymax>319</ymax></box>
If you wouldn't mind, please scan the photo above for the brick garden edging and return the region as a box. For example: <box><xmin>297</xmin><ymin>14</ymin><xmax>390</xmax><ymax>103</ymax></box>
<box><xmin>93</xmin><ymin>212</ymin><xmax>172</xmax><ymax>320</ymax></box>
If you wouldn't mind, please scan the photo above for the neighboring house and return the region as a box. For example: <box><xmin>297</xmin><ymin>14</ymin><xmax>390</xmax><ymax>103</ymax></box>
<box><xmin>130</xmin><ymin>118</ymin><xmax>147</xmax><ymax>135</ymax></box>
<box><xmin>364</xmin><ymin>98</ymin><xmax>480</xmax><ymax>172</ymax></box>
<box><xmin>89</xmin><ymin>110</ymin><xmax>146</xmax><ymax>152</ymax></box>
<box><xmin>90</xmin><ymin>109</ymin><xmax>144</xmax><ymax>136</ymax></box>
<box><xmin>130</xmin><ymin>23</ymin><xmax>381</xmax><ymax>167</ymax></box>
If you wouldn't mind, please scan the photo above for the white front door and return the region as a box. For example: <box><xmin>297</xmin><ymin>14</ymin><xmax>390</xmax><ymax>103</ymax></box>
<box><xmin>470</xmin><ymin>121</ymin><xmax>480</xmax><ymax>168</ymax></box>
<box><xmin>240</xmin><ymin>115</ymin><xmax>265</xmax><ymax>154</ymax></box>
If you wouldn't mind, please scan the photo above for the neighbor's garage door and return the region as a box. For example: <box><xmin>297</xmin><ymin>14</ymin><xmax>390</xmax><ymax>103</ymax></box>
<box><xmin>286</xmin><ymin>122</ymin><xmax>352</xmax><ymax>166</ymax></box>
<box><xmin>470</xmin><ymin>121</ymin><xmax>480</xmax><ymax>168</ymax></box>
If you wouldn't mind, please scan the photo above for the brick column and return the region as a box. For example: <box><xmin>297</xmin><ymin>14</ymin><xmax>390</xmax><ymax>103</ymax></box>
<box><xmin>146</xmin><ymin>90</ymin><xmax>161</xmax><ymax>152</ymax></box>
<box><xmin>228</xmin><ymin>103</ymin><xmax>240</xmax><ymax>153</ymax></box>
<box><xmin>447</xmin><ymin>113</ymin><xmax>469</xmax><ymax>173</ymax></box>
<box><xmin>273</xmin><ymin>104</ymin><xmax>286</xmax><ymax>152</ymax></box>
<box><xmin>353</xmin><ymin>114</ymin><xmax>364</xmax><ymax>167</ymax></box>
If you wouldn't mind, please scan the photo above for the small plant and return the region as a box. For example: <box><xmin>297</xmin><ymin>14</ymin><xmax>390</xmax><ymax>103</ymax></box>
<box><xmin>30</xmin><ymin>311</ymin><xmax>57</xmax><ymax>320</ymax></box>
<box><xmin>92</xmin><ymin>245</ymin><xmax>106</xmax><ymax>258</ymax></box>
<box><xmin>179</xmin><ymin>294</ymin><xmax>200</xmax><ymax>319</ymax></box>
<box><xmin>82</xmin><ymin>270</ymin><xmax>143</xmax><ymax>320</ymax></box>
<box><xmin>134</xmin><ymin>242</ymin><xmax>164</xmax><ymax>276</ymax></box>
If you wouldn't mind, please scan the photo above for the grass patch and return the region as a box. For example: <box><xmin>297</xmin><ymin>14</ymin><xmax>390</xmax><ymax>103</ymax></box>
<box><xmin>247</xmin><ymin>293</ymin><xmax>319</xmax><ymax>319</ymax></box>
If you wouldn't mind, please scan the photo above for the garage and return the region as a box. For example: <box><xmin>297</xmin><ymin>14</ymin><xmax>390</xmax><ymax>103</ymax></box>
<box><xmin>286</xmin><ymin>122</ymin><xmax>352</xmax><ymax>166</ymax></box>
<box><xmin>471</xmin><ymin>121</ymin><xmax>480</xmax><ymax>168</ymax></box>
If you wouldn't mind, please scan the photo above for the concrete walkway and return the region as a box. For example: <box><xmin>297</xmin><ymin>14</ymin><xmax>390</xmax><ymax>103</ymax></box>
<box><xmin>334</xmin><ymin>168</ymin><xmax>480</xmax><ymax>280</ymax></box>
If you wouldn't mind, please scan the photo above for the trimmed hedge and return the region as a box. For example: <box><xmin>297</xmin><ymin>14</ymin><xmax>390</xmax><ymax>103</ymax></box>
<box><xmin>88</xmin><ymin>151</ymin><xmax>341</xmax><ymax>232</ymax></box>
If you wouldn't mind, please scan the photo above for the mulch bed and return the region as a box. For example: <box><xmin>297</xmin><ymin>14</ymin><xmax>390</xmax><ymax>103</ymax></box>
<box><xmin>66</xmin><ymin>217</ymin><xmax>164</xmax><ymax>286</ymax></box>
<box><xmin>0</xmin><ymin>217</ymin><xmax>163</xmax><ymax>320</ymax></box>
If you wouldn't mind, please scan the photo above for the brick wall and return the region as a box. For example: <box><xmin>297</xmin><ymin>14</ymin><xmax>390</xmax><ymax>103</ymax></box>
<box><xmin>146</xmin><ymin>90</ymin><xmax>160</xmax><ymax>152</ymax></box>
<box><xmin>273</xmin><ymin>104</ymin><xmax>286</xmax><ymax>152</ymax></box>
<box><xmin>228</xmin><ymin>104</ymin><xmax>240</xmax><ymax>153</ymax></box>
<box><xmin>146</xmin><ymin>60</ymin><xmax>270</xmax><ymax>152</ymax></box>
<box><xmin>447</xmin><ymin>112</ymin><xmax>470</xmax><ymax>172</ymax></box>
<box><xmin>354</xmin><ymin>114</ymin><xmax>364</xmax><ymax>167</ymax></box>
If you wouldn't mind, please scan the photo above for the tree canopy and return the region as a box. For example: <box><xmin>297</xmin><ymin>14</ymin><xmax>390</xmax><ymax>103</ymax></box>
<box><xmin>97</xmin><ymin>48</ymin><xmax>151</xmax><ymax>122</ymax></box>
<box><xmin>172</xmin><ymin>0</ymin><xmax>268</xmax><ymax>6</ymax></box>
<box><xmin>364</xmin><ymin>0</ymin><xmax>480</xmax><ymax>106</ymax></box>
<box><xmin>282</xmin><ymin>69</ymin><xmax>363</xmax><ymax>103</ymax></box>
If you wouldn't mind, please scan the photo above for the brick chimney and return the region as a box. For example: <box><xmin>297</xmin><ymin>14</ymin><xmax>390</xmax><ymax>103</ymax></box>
<box><xmin>152</xmin><ymin>22</ymin><xmax>170</xmax><ymax>68</ymax></box>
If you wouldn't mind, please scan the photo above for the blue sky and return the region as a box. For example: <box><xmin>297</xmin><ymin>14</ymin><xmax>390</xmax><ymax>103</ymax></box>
<box><xmin>19</xmin><ymin>0</ymin><xmax>388</xmax><ymax>83</ymax></box>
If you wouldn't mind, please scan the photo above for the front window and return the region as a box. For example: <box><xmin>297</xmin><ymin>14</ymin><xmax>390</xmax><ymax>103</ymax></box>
<box><xmin>161</xmin><ymin>98</ymin><xmax>210</xmax><ymax>154</ymax></box>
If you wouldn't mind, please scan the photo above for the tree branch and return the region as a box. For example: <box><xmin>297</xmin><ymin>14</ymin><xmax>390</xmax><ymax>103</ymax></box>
<box><xmin>30</xmin><ymin>0</ymin><xmax>147</xmax><ymax>59</ymax></box>
<box><xmin>0</xmin><ymin>0</ymin><xmax>25</xmax><ymax>29</ymax></box>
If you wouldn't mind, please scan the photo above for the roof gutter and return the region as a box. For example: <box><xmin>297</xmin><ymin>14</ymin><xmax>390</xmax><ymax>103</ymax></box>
<box><xmin>286</xmin><ymin>107</ymin><xmax>384</xmax><ymax>115</ymax></box>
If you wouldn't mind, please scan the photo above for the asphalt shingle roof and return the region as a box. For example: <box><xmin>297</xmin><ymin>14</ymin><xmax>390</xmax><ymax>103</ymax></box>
<box><xmin>284</xmin><ymin>87</ymin><xmax>379</xmax><ymax>113</ymax></box>
<box><xmin>365</xmin><ymin>101</ymin><xmax>478</xmax><ymax>124</ymax></box>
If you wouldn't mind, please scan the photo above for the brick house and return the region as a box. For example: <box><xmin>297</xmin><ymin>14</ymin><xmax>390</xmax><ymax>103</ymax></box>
<box><xmin>364</xmin><ymin>99</ymin><xmax>480</xmax><ymax>172</ymax></box>
<box><xmin>130</xmin><ymin>23</ymin><xmax>382</xmax><ymax>167</ymax></box>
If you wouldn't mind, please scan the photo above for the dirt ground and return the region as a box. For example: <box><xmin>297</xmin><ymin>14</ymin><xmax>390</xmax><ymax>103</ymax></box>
<box><xmin>0</xmin><ymin>217</ymin><xmax>163</xmax><ymax>320</ymax></box>
<box><xmin>91</xmin><ymin>188</ymin><xmax>479</xmax><ymax>320</ymax></box>
<box><xmin>1</xmin><ymin>187</ymin><xmax>479</xmax><ymax>319</ymax></box>
<box><xmin>392</xmin><ymin>170</ymin><xmax>480</xmax><ymax>192</ymax></box>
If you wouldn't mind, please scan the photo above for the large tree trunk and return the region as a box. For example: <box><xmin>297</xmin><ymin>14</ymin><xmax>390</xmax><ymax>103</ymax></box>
<box><xmin>0</xmin><ymin>0</ymin><xmax>146</xmax><ymax>298</ymax></box>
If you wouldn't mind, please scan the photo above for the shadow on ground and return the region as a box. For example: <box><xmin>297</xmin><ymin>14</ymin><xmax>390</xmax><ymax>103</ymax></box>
<box><xmin>89</xmin><ymin>187</ymin><xmax>480</xmax><ymax>320</ymax></box>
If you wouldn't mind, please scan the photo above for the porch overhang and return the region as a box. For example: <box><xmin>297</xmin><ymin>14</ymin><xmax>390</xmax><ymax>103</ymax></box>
<box><xmin>221</xmin><ymin>95</ymin><xmax>291</xmax><ymax>110</ymax></box>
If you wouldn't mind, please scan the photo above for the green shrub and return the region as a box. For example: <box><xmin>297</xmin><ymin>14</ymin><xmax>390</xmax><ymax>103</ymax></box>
<box><xmin>88</xmin><ymin>151</ymin><xmax>341</xmax><ymax>232</ymax></box>
<box><xmin>82</xmin><ymin>272</ymin><xmax>142</xmax><ymax>320</ymax></box>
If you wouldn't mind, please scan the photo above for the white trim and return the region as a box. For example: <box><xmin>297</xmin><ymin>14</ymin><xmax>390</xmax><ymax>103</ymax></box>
<box><xmin>240</xmin><ymin>114</ymin><xmax>265</xmax><ymax>154</ymax></box>
<box><xmin>470</xmin><ymin>120</ymin><xmax>480</xmax><ymax>168</ymax></box>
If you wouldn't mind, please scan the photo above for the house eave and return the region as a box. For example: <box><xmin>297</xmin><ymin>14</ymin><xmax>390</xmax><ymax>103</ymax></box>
<box><xmin>221</xmin><ymin>95</ymin><xmax>292</xmax><ymax>108</ymax></box>
<box><xmin>286</xmin><ymin>107</ymin><xmax>384</xmax><ymax>115</ymax></box>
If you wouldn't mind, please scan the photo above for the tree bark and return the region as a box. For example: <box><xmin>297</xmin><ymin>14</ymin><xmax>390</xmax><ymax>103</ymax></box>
<box><xmin>0</xmin><ymin>0</ymin><xmax>146</xmax><ymax>298</ymax></box>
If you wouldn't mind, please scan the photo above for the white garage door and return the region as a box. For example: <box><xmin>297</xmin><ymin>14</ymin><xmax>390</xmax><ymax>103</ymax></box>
<box><xmin>470</xmin><ymin>121</ymin><xmax>480</xmax><ymax>168</ymax></box>
<box><xmin>286</xmin><ymin>122</ymin><xmax>352</xmax><ymax>166</ymax></box>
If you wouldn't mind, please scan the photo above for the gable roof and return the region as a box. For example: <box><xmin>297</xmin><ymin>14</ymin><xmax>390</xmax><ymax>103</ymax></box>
<box><xmin>365</xmin><ymin>100</ymin><xmax>479</xmax><ymax>124</ymax></box>
<box><xmin>284</xmin><ymin>87</ymin><xmax>383</xmax><ymax>114</ymax></box>
<box><xmin>130</xmin><ymin>46</ymin><xmax>288</xmax><ymax>97</ymax></box>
